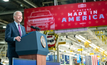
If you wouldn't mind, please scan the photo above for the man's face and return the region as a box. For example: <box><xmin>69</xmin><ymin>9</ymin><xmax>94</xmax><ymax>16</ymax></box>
<box><xmin>14</xmin><ymin>12</ymin><xmax>23</xmax><ymax>23</ymax></box>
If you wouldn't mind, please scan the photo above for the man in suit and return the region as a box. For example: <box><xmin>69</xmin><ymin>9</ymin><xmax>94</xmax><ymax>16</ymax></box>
<box><xmin>5</xmin><ymin>11</ymin><xmax>26</xmax><ymax>65</ymax></box>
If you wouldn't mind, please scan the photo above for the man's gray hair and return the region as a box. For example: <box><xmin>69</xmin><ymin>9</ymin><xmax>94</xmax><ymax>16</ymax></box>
<box><xmin>13</xmin><ymin>11</ymin><xmax>22</xmax><ymax>19</ymax></box>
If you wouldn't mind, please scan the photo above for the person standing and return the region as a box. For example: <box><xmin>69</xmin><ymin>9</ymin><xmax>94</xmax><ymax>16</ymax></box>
<box><xmin>0</xmin><ymin>59</ymin><xmax>2</xmax><ymax>65</ymax></box>
<box><xmin>5</xmin><ymin>11</ymin><xmax>26</xmax><ymax>65</ymax></box>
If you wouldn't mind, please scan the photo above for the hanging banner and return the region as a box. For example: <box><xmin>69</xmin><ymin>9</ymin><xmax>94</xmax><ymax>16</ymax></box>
<box><xmin>65</xmin><ymin>55</ymin><xmax>69</xmax><ymax>64</ymax></box>
<box><xmin>77</xmin><ymin>54</ymin><xmax>81</xmax><ymax>63</ymax></box>
<box><xmin>24</xmin><ymin>1</ymin><xmax>107</xmax><ymax>32</ymax></box>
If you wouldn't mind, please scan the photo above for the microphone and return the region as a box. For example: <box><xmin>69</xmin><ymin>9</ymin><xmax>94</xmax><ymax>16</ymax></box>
<box><xmin>30</xmin><ymin>26</ymin><xmax>41</xmax><ymax>31</ymax></box>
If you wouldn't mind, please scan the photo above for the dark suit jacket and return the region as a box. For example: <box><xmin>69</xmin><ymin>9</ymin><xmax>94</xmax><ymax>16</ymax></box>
<box><xmin>5</xmin><ymin>22</ymin><xmax>26</xmax><ymax>57</ymax></box>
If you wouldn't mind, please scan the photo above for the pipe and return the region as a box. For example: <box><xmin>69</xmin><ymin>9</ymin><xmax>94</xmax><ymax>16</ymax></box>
<box><xmin>23</xmin><ymin>0</ymin><xmax>38</xmax><ymax>8</ymax></box>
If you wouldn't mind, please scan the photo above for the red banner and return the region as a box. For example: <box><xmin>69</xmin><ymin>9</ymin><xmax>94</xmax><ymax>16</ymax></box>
<box><xmin>24</xmin><ymin>1</ymin><xmax>107</xmax><ymax>32</ymax></box>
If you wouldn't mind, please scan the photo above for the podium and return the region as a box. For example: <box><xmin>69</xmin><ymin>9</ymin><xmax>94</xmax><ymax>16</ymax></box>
<box><xmin>15</xmin><ymin>31</ymin><xmax>49</xmax><ymax>65</ymax></box>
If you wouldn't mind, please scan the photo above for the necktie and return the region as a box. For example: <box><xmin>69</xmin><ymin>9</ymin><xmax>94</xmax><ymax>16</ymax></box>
<box><xmin>18</xmin><ymin>24</ymin><xmax>22</xmax><ymax>36</ymax></box>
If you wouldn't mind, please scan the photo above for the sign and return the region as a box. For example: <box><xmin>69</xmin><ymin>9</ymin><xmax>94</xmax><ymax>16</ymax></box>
<box><xmin>65</xmin><ymin>55</ymin><xmax>69</xmax><ymax>64</ymax></box>
<box><xmin>90</xmin><ymin>53</ymin><xmax>94</xmax><ymax>55</ymax></box>
<box><xmin>13</xmin><ymin>58</ymin><xmax>36</xmax><ymax>65</ymax></box>
<box><xmin>40</xmin><ymin>36</ymin><xmax>46</xmax><ymax>48</ymax></box>
<box><xmin>77</xmin><ymin>48</ymin><xmax>83</xmax><ymax>51</ymax></box>
<box><xmin>24</xmin><ymin>1</ymin><xmax>107</xmax><ymax>32</ymax></box>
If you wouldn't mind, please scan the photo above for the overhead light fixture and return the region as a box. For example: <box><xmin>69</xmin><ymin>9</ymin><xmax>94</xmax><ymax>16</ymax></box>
<box><xmin>20</xmin><ymin>4</ymin><xmax>23</xmax><ymax>7</ymax></box>
<box><xmin>99</xmin><ymin>48</ymin><xmax>104</xmax><ymax>52</ymax></box>
<box><xmin>60</xmin><ymin>44</ymin><xmax>70</xmax><ymax>48</ymax></box>
<box><xmin>59</xmin><ymin>49</ymin><xmax>64</xmax><ymax>52</ymax></box>
<box><xmin>89</xmin><ymin>43</ymin><xmax>98</xmax><ymax>48</ymax></box>
<box><xmin>75</xmin><ymin>35</ymin><xmax>86</xmax><ymax>42</ymax></box>
<box><xmin>82</xmin><ymin>51</ymin><xmax>88</xmax><ymax>54</ymax></box>
<box><xmin>0</xmin><ymin>41</ymin><xmax>5</xmax><ymax>44</ymax></box>
<box><xmin>3</xmin><ymin>0</ymin><xmax>9</xmax><ymax>2</ymax></box>
<box><xmin>3</xmin><ymin>26</ymin><xmax>6</xmax><ymax>28</ymax></box>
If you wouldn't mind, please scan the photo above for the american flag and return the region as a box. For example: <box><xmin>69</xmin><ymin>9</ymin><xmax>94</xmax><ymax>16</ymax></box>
<box><xmin>92</xmin><ymin>55</ymin><xmax>98</xmax><ymax>65</ymax></box>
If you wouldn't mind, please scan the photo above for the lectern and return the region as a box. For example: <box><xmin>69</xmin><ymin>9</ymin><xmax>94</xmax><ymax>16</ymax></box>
<box><xmin>15</xmin><ymin>31</ymin><xmax>49</xmax><ymax>65</ymax></box>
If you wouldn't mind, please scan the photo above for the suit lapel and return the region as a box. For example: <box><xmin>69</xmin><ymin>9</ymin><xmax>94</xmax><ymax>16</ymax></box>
<box><xmin>12</xmin><ymin>22</ymin><xmax>20</xmax><ymax>36</ymax></box>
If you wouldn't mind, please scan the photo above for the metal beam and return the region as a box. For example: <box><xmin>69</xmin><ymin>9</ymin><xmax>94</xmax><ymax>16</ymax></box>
<box><xmin>0</xmin><ymin>22</ymin><xmax>7</xmax><ymax>25</ymax></box>
<box><xmin>0</xmin><ymin>19</ymin><xmax>8</xmax><ymax>24</ymax></box>
<box><xmin>15</xmin><ymin>0</ymin><xmax>30</xmax><ymax>8</ymax></box>
<box><xmin>58</xmin><ymin>0</ymin><xmax>68</xmax><ymax>2</ymax></box>
<box><xmin>0</xmin><ymin>34</ymin><xmax>5</xmax><ymax>37</ymax></box>
<box><xmin>23</xmin><ymin>0</ymin><xmax>38</xmax><ymax>8</ymax></box>
<box><xmin>0</xmin><ymin>38</ymin><xmax>5</xmax><ymax>41</ymax></box>
<box><xmin>42</xmin><ymin>1</ymin><xmax>53</xmax><ymax>4</ymax></box>
<box><xmin>0</xmin><ymin>9</ymin><xmax>24</xmax><ymax>15</ymax></box>
<box><xmin>42</xmin><ymin>0</ymin><xmax>68</xmax><ymax>6</ymax></box>
<box><xmin>42</xmin><ymin>0</ymin><xmax>68</xmax><ymax>4</ymax></box>
<box><xmin>0</xmin><ymin>33</ymin><xmax>5</xmax><ymax>35</ymax></box>
<box><xmin>0</xmin><ymin>37</ymin><xmax>4</xmax><ymax>39</ymax></box>
<box><xmin>10</xmin><ymin>1</ymin><xmax>20</xmax><ymax>8</ymax></box>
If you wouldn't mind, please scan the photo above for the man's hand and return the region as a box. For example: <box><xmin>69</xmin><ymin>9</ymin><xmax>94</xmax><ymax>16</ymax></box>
<box><xmin>15</xmin><ymin>36</ymin><xmax>21</xmax><ymax>42</ymax></box>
